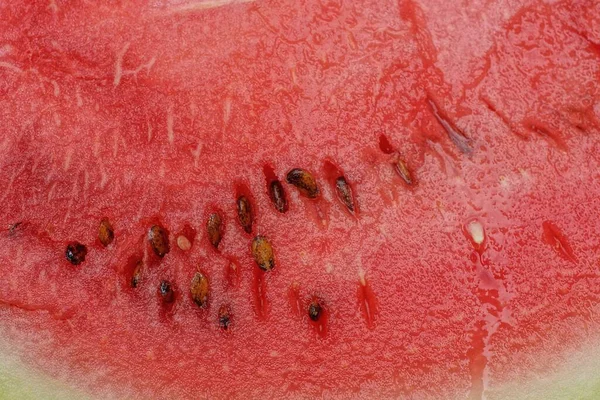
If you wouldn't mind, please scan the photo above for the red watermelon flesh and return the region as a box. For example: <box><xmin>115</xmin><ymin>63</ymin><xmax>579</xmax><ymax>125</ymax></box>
<box><xmin>0</xmin><ymin>0</ymin><xmax>599</xmax><ymax>398</ymax></box>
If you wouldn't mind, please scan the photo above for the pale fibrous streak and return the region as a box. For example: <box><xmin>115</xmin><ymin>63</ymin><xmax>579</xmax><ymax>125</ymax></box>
<box><xmin>0</xmin><ymin>44</ymin><xmax>14</xmax><ymax>57</ymax></box>
<box><xmin>191</xmin><ymin>142</ymin><xmax>203</xmax><ymax>168</ymax></box>
<box><xmin>223</xmin><ymin>96</ymin><xmax>232</xmax><ymax>126</ymax></box>
<box><xmin>167</xmin><ymin>106</ymin><xmax>175</xmax><ymax>145</ymax></box>
<box><xmin>46</xmin><ymin>182</ymin><xmax>57</xmax><ymax>202</ymax></box>
<box><xmin>0</xmin><ymin>162</ymin><xmax>27</xmax><ymax>205</ymax></box>
<box><xmin>147</xmin><ymin>121</ymin><xmax>154</xmax><ymax>142</ymax></box>
<box><xmin>0</xmin><ymin>61</ymin><xmax>23</xmax><ymax>74</ymax></box>
<box><xmin>113</xmin><ymin>43</ymin><xmax>156</xmax><ymax>87</ymax></box>
<box><xmin>358</xmin><ymin>268</ymin><xmax>366</xmax><ymax>286</ymax></box>
<box><xmin>83</xmin><ymin>170</ymin><xmax>90</xmax><ymax>200</ymax></box>
<box><xmin>51</xmin><ymin>80</ymin><xmax>60</xmax><ymax>97</ymax></box>
<box><xmin>48</xmin><ymin>0</ymin><xmax>58</xmax><ymax>13</ymax></box>
<box><xmin>99</xmin><ymin>161</ymin><xmax>108</xmax><ymax>190</ymax></box>
<box><xmin>75</xmin><ymin>87</ymin><xmax>83</xmax><ymax>107</ymax></box>
<box><xmin>113</xmin><ymin>43</ymin><xmax>130</xmax><ymax>87</ymax></box>
<box><xmin>93</xmin><ymin>131</ymin><xmax>101</xmax><ymax>158</ymax></box>
<box><xmin>63</xmin><ymin>148</ymin><xmax>73</xmax><ymax>171</ymax></box>
<box><xmin>62</xmin><ymin>172</ymin><xmax>81</xmax><ymax>223</ymax></box>
<box><xmin>112</xmin><ymin>130</ymin><xmax>120</xmax><ymax>158</ymax></box>
<box><xmin>159</xmin><ymin>0</ymin><xmax>255</xmax><ymax>15</ymax></box>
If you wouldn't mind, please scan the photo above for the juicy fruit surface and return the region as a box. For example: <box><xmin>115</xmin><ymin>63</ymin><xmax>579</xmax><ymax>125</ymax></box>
<box><xmin>1</xmin><ymin>0</ymin><xmax>600</xmax><ymax>398</ymax></box>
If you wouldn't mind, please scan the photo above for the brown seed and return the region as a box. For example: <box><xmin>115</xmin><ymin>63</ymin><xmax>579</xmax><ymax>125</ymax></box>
<box><xmin>148</xmin><ymin>225</ymin><xmax>170</xmax><ymax>257</ymax></box>
<box><xmin>308</xmin><ymin>299</ymin><xmax>322</xmax><ymax>322</ymax></box>
<box><xmin>131</xmin><ymin>260</ymin><xmax>143</xmax><ymax>288</ymax></box>
<box><xmin>251</xmin><ymin>235</ymin><xmax>275</xmax><ymax>272</ymax></box>
<box><xmin>218</xmin><ymin>304</ymin><xmax>231</xmax><ymax>330</ymax></box>
<box><xmin>206</xmin><ymin>212</ymin><xmax>223</xmax><ymax>248</ymax></box>
<box><xmin>190</xmin><ymin>272</ymin><xmax>210</xmax><ymax>308</ymax></box>
<box><xmin>335</xmin><ymin>176</ymin><xmax>356</xmax><ymax>214</ymax></box>
<box><xmin>286</xmin><ymin>168</ymin><xmax>320</xmax><ymax>198</ymax></box>
<box><xmin>269</xmin><ymin>180</ymin><xmax>288</xmax><ymax>213</ymax></box>
<box><xmin>98</xmin><ymin>218</ymin><xmax>114</xmax><ymax>247</ymax></box>
<box><xmin>236</xmin><ymin>196</ymin><xmax>253</xmax><ymax>234</ymax></box>
<box><xmin>395</xmin><ymin>158</ymin><xmax>414</xmax><ymax>186</ymax></box>
<box><xmin>159</xmin><ymin>280</ymin><xmax>175</xmax><ymax>303</ymax></box>
<box><xmin>65</xmin><ymin>242</ymin><xmax>87</xmax><ymax>265</ymax></box>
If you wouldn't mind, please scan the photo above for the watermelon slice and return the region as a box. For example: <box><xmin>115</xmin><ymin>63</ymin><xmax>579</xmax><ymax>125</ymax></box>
<box><xmin>1</xmin><ymin>0</ymin><xmax>599</xmax><ymax>398</ymax></box>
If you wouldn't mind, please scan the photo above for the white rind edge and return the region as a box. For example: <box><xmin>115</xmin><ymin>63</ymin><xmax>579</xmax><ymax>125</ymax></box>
<box><xmin>0</xmin><ymin>334</ymin><xmax>598</xmax><ymax>399</ymax></box>
<box><xmin>0</xmin><ymin>336</ymin><xmax>88</xmax><ymax>400</ymax></box>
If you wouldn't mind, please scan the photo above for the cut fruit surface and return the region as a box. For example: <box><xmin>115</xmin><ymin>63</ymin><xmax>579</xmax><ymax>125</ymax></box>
<box><xmin>0</xmin><ymin>0</ymin><xmax>599</xmax><ymax>398</ymax></box>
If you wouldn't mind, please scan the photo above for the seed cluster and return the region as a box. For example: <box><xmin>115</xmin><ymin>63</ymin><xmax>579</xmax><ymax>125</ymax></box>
<box><xmin>62</xmin><ymin>166</ymin><xmax>362</xmax><ymax>331</ymax></box>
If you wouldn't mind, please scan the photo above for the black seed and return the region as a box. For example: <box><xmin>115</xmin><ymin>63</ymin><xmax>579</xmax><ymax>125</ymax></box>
<box><xmin>308</xmin><ymin>300</ymin><xmax>322</xmax><ymax>322</ymax></box>
<box><xmin>98</xmin><ymin>218</ymin><xmax>114</xmax><ymax>247</ymax></box>
<box><xmin>131</xmin><ymin>260</ymin><xmax>143</xmax><ymax>288</ymax></box>
<box><xmin>251</xmin><ymin>235</ymin><xmax>275</xmax><ymax>272</ymax></box>
<box><xmin>286</xmin><ymin>168</ymin><xmax>320</xmax><ymax>198</ymax></box>
<box><xmin>269</xmin><ymin>180</ymin><xmax>288</xmax><ymax>213</ymax></box>
<box><xmin>335</xmin><ymin>176</ymin><xmax>355</xmax><ymax>214</ymax></box>
<box><xmin>236</xmin><ymin>196</ymin><xmax>253</xmax><ymax>234</ymax></box>
<box><xmin>190</xmin><ymin>272</ymin><xmax>210</xmax><ymax>308</ymax></box>
<box><xmin>218</xmin><ymin>304</ymin><xmax>231</xmax><ymax>330</ymax></box>
<box><xmin>159</xmin><ymin>280</ymin><xmax>175</xmax><ymax>303</ymax></box>
<box><xmin>206</xmin><ymin>213</ymin><xmax>223</xmax><ymax>249</ymax></box>
<box><xmin>148</xmin><ymin>225</ymin><xmax>170</xmax><ymax>257</ymax></box>
<box><xmin>65</xmin><ymin>242</ymin><xmax>87</xmax><ymax>265</ymax></box>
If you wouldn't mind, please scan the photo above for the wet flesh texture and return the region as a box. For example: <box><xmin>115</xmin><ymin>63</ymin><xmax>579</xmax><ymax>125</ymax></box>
<box><xmin>0</xmin><ymin>0</ymin><xmax>600</xmax><ymax>399</ymax></box>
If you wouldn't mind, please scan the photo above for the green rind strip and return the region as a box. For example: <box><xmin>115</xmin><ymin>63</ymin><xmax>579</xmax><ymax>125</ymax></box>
<box><xmin>486</xmin><ymin>340</ymin><xmax>600</xmax><ymax>400</ymax></box>
<box><xmin>0</xmin><ymin>339</ymin><xmax>86</xmax><ymax>400</ymax></box>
